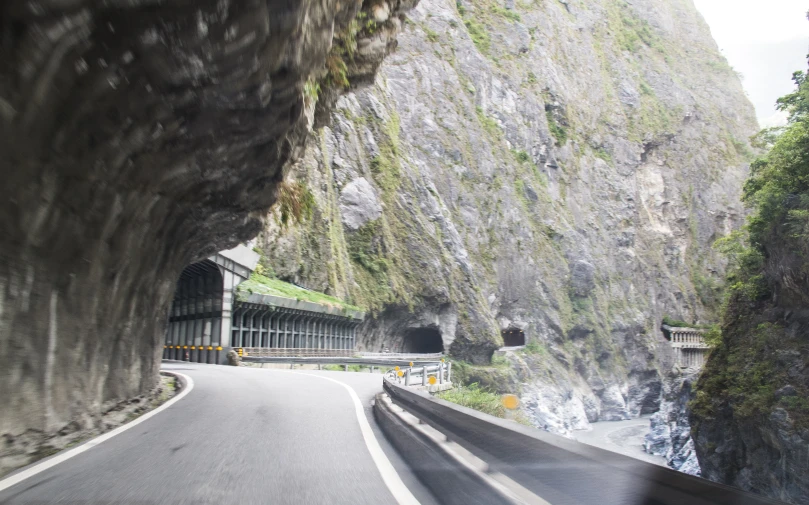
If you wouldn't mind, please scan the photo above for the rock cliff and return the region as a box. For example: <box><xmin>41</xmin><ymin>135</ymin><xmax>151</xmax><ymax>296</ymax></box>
<box><xmin>644</xmin><ymin>368</ymin><xmax>700</xmax><ymax>475</ymax></box>
<box><xmin>0</xmin><ymin>0</ymin><xmax>416</xmax><ymax>470</ymax></box>
<box><xmin>690</xmin><ymin>67</ymin><xmax>809</xmax><ymax>503</ymax></box>
<box><xmin>258</xmin><ymin>0</ymin><xmax>758</xmax><ymax>428</ymax></box>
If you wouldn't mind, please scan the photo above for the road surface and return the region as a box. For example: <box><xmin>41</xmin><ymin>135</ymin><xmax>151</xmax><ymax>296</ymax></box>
<box><xmin>573</xmin><ymin>417</ymin><xmax>666</xmax><ymax>466</ymax></box>
<box><xmin>0</xmin><ymin>363</ymin><xmax>439</xmax><ymax>504</ymax></box>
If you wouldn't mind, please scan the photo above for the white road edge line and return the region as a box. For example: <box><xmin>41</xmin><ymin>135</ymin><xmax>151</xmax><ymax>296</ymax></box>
<box><xmin>296</xmin><ymin>371</ymin><xmax>422</xmax><ymax>505</ymax></box>
<box><xmin>0</xmin><ymin>371</ymin><xmax>194</xmax><ymax>493</ymax></box>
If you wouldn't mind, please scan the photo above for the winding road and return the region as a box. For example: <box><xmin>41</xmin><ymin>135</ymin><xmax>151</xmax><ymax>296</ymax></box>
<box><xmin>0</xmin><ymin>363</ymin><xmax>439</xmax><ymax>505</ymax></box>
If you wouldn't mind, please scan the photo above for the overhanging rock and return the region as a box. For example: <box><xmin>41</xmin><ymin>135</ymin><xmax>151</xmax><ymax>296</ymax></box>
<box><xmin>0</xmin><ymin>0</ymin><xmax>419</xmax><ymax>442</ymax></box>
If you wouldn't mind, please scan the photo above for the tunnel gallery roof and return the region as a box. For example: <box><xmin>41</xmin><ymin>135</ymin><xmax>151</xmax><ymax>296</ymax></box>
<box><xmin>236</xmin><ymin>274</ymin><xmax>365</xmax><ymax>321</ymax></box>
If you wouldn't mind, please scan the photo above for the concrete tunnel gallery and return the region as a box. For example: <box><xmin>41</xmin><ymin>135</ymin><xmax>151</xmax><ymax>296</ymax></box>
<box><xmin>163</xmin><ymin>258</ymin><xmax>361</xmax><ymax>362</ymax></box>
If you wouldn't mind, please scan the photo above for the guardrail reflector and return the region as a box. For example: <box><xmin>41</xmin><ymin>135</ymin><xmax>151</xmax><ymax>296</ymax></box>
<box><xmin>428</xmin><ymin>376</ymin><xmax>437</xmax><ymax>385</ymax></box>
<box><xmin>216</xmin><ymin>346</ymin><xmax>223</xmax><ymax>351</ymax></box>
<box><xmin>208</xmin><ymin>346</ymin><xmax>213</xmax><ymax>350</ymax></box>
<box><xmin>502</xmin><ymin>394</ymin><xmax>519</xmax><ymax>410</ymax></box>
<box><xmin>397</xmin><ymin>370</ymin><xmax>404</xmax><ymax>377</ymax></box>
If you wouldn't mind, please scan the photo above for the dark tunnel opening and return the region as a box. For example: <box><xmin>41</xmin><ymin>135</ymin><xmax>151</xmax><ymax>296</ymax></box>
<box><xmin>402</xmin><ymin>328</ymin><xmax>444</xmax><ymax>353</ymax></box>
<box><xmin>502</xmin><ymin>329</ymin><xmax>525</xmax><ymax>347</ymax></box>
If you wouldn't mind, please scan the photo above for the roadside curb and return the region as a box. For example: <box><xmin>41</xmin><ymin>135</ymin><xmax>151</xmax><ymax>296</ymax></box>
<box><xmin>0</xmin><ymin>372</ymin><xmax>194</xmax><ymax>493</ymax></box>
<box><xmin>160</xmin><ymin>370</ymin><xmax>188</xmax><ymax>392</ymax></box>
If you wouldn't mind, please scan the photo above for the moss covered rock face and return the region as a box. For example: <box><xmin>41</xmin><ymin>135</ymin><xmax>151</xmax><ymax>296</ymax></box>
<box><xmin>258</xmin><ymin>0</ymin><xmax>757</xmax><ymax>423</ymax></box>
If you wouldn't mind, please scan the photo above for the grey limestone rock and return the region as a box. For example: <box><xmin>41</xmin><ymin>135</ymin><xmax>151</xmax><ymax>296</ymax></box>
<box><xmin>644</xmin><ymin>369</ymin><xmax>701</xmax><ymax>476</ymax></box>
<box><xmin>340</xmin><ymin>178</ymin><xmax>384</xmax><ymax>230</ymax></box>
<box><xmin>227</xmin><ymin>350</ymin><xmax>242</xmax><ymax>367</ymax></box>
<box><xmin>570</xmin><ymin>260</ymin><xmax>596</xmax><ymax>297</ymax></box>
<box><xmin>258</xmin><ymin>0</ymin><xmax>757</xmax><ymax>438</ymax></box>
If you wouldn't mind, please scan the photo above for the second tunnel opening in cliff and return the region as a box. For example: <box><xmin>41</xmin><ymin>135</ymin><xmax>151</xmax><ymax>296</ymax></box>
<box><xmin>402</xmin><ymin>328</ymin><xmax>444</xmax><ymax>353</ymax></box>
<box><xmin>502</xmin><ymin>329</ymin><xmax>526</xmax><ymax>347</ymax></box>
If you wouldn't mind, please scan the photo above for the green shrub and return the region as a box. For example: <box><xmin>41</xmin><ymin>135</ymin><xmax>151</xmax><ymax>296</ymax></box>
<box><xmin>513</xmin><ymin>150</ymin><xmax>531</xmax><ymax>163</ymax></box>
<box><xmin>476</xmin><ymin>106</ymin><xmax>501</xmax><ymax>138</ymax></box>
<box><xmin>464</xmin><ymin>19</ymin><xmax>490</xmax><ymax>54</ymax></box>
<box><xmin>275</xmin><ymin>180</ymin><xmax>315</xmax><ymax>228</ymax></box>
<box><xmin>438</xmin><ymin>383</ymin><xmax>506</xmax><ymax>418</ymax></box>
<box><xmin>546</xmin><ymin>110</ymin><xmax>567</xmax><ymax>145</ymax></box>
<box><xmin>523</xmin><ymin>340</ymin><xmax>546</xmax><ymax>355</ymax></box>
<box><xmin>490</xmin><ymin>5</ymin><xmax>520</xmax><ymax>21</ymax></box>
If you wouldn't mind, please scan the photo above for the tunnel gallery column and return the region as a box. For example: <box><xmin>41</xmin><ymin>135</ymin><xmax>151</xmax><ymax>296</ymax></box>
<box><xmin>219</xmin><ymin>265</ymin><xmax>241</xmax><ymax>350</ymax></box>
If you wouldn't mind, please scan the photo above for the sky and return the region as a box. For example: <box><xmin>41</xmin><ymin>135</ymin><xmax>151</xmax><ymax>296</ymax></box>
<box><xmin>692</xmin><ymin>0</ymin><xmax>809</xmax><ymax>126</ymax></box>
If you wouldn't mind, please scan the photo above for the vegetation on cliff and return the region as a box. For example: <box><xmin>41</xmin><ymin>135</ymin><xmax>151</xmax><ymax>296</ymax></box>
<box><xmin>693</xmin><ymin>68</ymin><xmax>809</xmax><ymax>425</ymax></box>
<box><xmin>237</xmin><ymin>273</ymin><xmax>362</xmax><ymax>312</ymax></box>
<box><xmin>691</xmin><ymin>64</ymin><xmax>809</xmax><ymax>503</ymax></box>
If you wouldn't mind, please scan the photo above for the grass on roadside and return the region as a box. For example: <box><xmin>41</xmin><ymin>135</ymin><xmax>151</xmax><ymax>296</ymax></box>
<box><xmin>437</xmin><ymin>381</ymin><xmax>533</xmax><ymax>426</ymax></box>
<box><xmin>437</xmin><ymin>382</ymin><xmax>506</xmax><ymax>417</ymax></box>
<box><xmin>323</xmin><ymin>364</ymin><xmax>365</xmax><ymax>372</ymax></box>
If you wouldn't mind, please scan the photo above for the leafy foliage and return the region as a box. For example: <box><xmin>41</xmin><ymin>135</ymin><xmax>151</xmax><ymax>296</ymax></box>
<box><xmin>692</xmin><ymin>67</ymin><xmax>809</xmax><ymax>426</ymax></box>
<box><xmin>727</xmin><ymin>70</ymin><xmax>809</xmax><ymax>304</ymax></box>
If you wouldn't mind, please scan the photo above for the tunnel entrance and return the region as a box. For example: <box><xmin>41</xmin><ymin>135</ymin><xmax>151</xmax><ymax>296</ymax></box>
<box><xmin>402</xmin><ymin>328</ymin><xmax>444</xmax><ymax>353</ymax></box>
<box><xmin>165</xmin><ymin>260</ymin><xmax>224</xmax><ymax>355</ymax></box>
<box><xmin>501</xmin><ymin>329</ymin><xmax>525</xmax><ymax>347</ymax></box>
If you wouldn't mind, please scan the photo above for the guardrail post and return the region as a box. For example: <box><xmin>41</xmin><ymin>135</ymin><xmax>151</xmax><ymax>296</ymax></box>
<box><xmin>447</xmin><ymin>362</ymin><xmax>452</xmax><ymax>383</ymax></box>
<box><xmin>438</xmin><ymin>362</ymin><xmax>444</xmax><ymax>384</ymax></box>
<box><xmin>405</xmin><ymin>368</ymin><xmax>411</xmax><ymax>386</ymax></box>
<box><xmin>422</xmin><ymin>367</ymin><xmax>428</xmax><ymax>386</ymax></box>
<box><xmin>344</xmin><ymin>364</ymin><xmax>349</xmax><ymax>372</ymax></box>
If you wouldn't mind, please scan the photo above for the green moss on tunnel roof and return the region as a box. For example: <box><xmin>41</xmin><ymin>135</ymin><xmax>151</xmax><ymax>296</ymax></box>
<box><xmin>237</xmin><ymin>273</ymin><xmax>362</xmax><ymax>312</ymax></box>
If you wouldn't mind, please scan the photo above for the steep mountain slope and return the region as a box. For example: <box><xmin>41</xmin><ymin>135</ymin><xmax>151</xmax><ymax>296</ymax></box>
<box><xmin>690</xmin><ymin>69</ymin><xmax>809</xmax><ymax>504</ymax></box>
<box><xmin>258</xmin><ymin>0</ymin><xmax>757</xmax><ymax>427</ymax></box>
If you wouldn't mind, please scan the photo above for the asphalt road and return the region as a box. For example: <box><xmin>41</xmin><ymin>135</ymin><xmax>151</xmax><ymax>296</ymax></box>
<box><xmin>0</xmin><ymin>363</ymin><xmax>439</xmax><ymax>505</ymax></box>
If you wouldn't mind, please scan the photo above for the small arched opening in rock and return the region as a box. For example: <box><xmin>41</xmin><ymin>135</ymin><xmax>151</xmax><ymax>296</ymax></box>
<box><xmin>402</xmin><ymin>328</ymin><xmax>444</xmax><ymax>353</ymax></box>
<box><xmin>502</xmin><ymin>329</ymin><xmax>525</xmax><ymax>347</ymax></box>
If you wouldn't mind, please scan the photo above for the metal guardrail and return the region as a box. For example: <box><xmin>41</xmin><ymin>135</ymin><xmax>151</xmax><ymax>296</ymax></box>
<box><xmin>240</xmin><ymin>355</ymin><xmax>443</xmax><ymax>368</ymax></box>
<box><xmin>359</xmin><ymin>352</ymin><xmax>445</xmax><ymax>359</ymax></box>
<box><xmin>239</xmin><ymin>348</ymin><xmax>355</xmax><ymax>357</ymax></box>
<box><xmin>386</xmin><ymin>362</ymin><xmax>452</xmax><ymax>387</ymax></box>
<box><xmin>382</xmin><ymin>379</ymin><xmax>786</xmax><ymax>505</ymax></box>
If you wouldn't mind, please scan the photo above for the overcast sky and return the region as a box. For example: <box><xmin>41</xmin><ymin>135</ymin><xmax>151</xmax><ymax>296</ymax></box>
<box><xmin>692</xmin><ymin>0</ymin><xmax>808</xmax><ymax>126</ymax></box>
